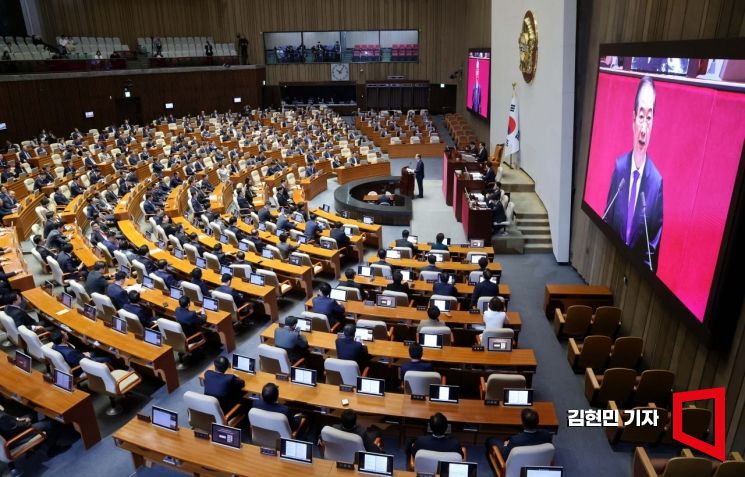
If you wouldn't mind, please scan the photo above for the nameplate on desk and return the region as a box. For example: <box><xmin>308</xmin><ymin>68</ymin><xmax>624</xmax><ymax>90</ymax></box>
<box><xmin>403</xmin><ymin>340</ymin><xmax>416</xmax><ymax>346</ymax></box>
<box><xmin>411</xmin><ymin>394</ymin><xmax>426</xmax><ymax>401</ymax></box>
<box><xmin>416</xmin><ymin>473</ymin><xmax>435</xmax><ymax>477</ymax></box>
<box><xmin>336</xmin><ymin>461</ymin><xmax>355</xmax><ymax>470</ymax></box>
<box><xmin>484</xmin><ymin>399</ymin><xmax>500</xmax><ymax>406</ymax></box>
<box><xmin>136</xmin><ymin>413</ymin><xmax>152</xmax><ymax>423</ymax></box>
<box><xmin>468</xmin><ymin>308</ymin><xmax>481</xmax><ymax>314</ymax></box>
<box><xmin>471</xmin><ymin>345</ymin><xmax>484</xmax><ymax>352</ymax></box>
<box><xmin>363</xmin><ymin>300</ymin><xmax>374</xmax><ymax>306</ymax></box>
<box><xmin>468</xmin><ymin>281</ymin><xmax>477</xmax><ymax>286</ymax></box>
<box><xmin>194</xmin><ymin>430</ymin><xmax>209</xmax><ymax>440</ymax></box>
<box><xmin>56</xmin><ymin>309</ymin><xmax>69</xmax><ymax>316</ymax></box>
<box><xmin>260</xmin><ymin>446</ymin><xmax>278</xmax><ymax>456</ymax></box>
<box><xmin>463</xmin><ymin>423</ymin><xmax>479</xmax><ymax>432</ymax></box>
<box><xmin>416</xmin><ymin>306</ymin><xmax>426</xmax><ymax>311</ymax></box>
<box><xmin>276</xmin><ymin>373</ymin><xmax>289</xmax><ymax>381</ymax></box>
<box><xmin>339</xmin><ymin>384</ymin><xmax>354</xmax><ymax>392</ymax></box>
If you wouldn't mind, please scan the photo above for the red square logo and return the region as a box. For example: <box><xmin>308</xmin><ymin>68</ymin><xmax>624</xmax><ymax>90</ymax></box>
<box><xmin>672</xmin><ymin>387</ymin><xmax>725</xmax><ymax>461</ymax></box>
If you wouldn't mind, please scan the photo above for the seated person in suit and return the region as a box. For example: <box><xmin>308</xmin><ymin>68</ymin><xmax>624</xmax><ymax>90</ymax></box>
<box><xmin>470</xmin><ymin>269</ymin><xmax>499</xmax><ymax>309</ymax></box>
<box><xmin>216</xmin><ymin>273</ymin><xmax>250</xmax><ymax>311</ymax></box>
<box><xmin>385</xmin><ymin>270</ymin><xmax>410</xmax><ymax>296</ymax></box>
<box><xmin>329</xmin><ymin>222</ymin><xmax>350</xmax><ymax>249</ymax></box>
<box><xmin>123</xmin><ymin>291</ymin><xmax>155</xmax><ymax>328</ymax></box>
<box><xmin>421</xmin><ymin>253</ymin><xmax>439</xmax><ymax>272</ymax></box>
<box><xmin>153</xmin><ymin>259</ymin><xmax>179</xmax><ymax>289</ymax></box>
<box><xmin>335</xmin><ymin>323</ymin><xmax>370</xmax><ymax>366</ymax></box>
<box><xmin>330</xmin><ymin>410</ymin><xmax>385</xmax><ymax>453</ymax></box>
<box><xmin>432</xmin><ymin>272</ymin><xmax>457</xmax><ymax>297</ymax></box>
<box><xmin>84</xmin><ymin>261</ymin><xmax>110</xmax><ymax>295</ymax></box>
<box><xmin>56</xmin><ymin>243</ymin><xmax>84</xmax><ymax>279</ymax></box>
<box><xmin>417</xmin><ymin>306</ymin><xmax>446</xmax><ymax>333</ymax></box>
<box><xmin>409</xmin><ymin>413</ymin><xmax>463</xmax><ymax>458</ymax></box>
<box><xmin>399</xmin><ymin>342</ymin><xmax>434</xmax><ymax>381</ymax></box>
<box><xmin>106</xmin><ymin>271</ymin><xmax>129</xmax><ymax>309</ymax></box>
<box><xmin>203</xmin><ymin>356</ymin><xmax>245</xmax><ymax>413</ymax></box>
<box><xmin>312</xmin><ymin>283</ymin><xmax>345</xmax><ymax>326</ymax></box>
<box><xmin>274</xmin><ymin>316</ymin><xmax>308</xmax><ymax>362</ymax></box>
<box><xmin>373</xmin><ymin>249</ymin><xmax>388</xmax><ymax>266</ymax></box>
<box><xmin>394</xmin><ymin>229</ymin><xmax>417</xmax><ymax>253</ymax></box>
<box><xmin>131</xmin><ymin>245</ymin><xmax>157</xmax><ymax>274</ymax></box>
<box><xmin>32</xmin><ymin>235</ymin><xmax>53</xmax><ymax>263</ymax></box>
<box><xmin>377</xmin><ymin>191</ymin><xmax>395</xmax><ymax>205</ymax></box>
<box><xmin>340</xmin><ymin>268</ymin><xmax>361</xmax><ymax>290</ymax></box>
<box><xmin>53</xmin><ymin>190</ymin><xmax>69</xmax><ymax>206</ymax></box>
<box><xmin>485</xmin><ymin>408</ymin><xmax>553</xmax><ymax>458</ymax></box>
<box><xmin>277</xmin><ymin>233</ymin><xmax>297</xmax><ymax>260</ymax></box>
<box><xmin>253</xmin><ymin>383</ymin><xmax>304</xmax><ymax>431</ymax></box>
<box><xmin>211</xmin><ymin>243</ymin><xmax>231</xmax><ymax>266</ymax></box>
<box><xmin>431</xmin><ymin>233</ymin><xmax>449</xmax><ymax>251</ymax></box>
<box><xmin>175</xmin><ymin>296</ymin><xmax>207</xmax><ymax>336</ymax></box>
<box><xmin>5</xmin><ymin>293</ymin><xmax>46</xmax><ymax>332</ymax></box>
<box><xmin>51</xmin><ymin>331</ymin><xmax>110</xmax><ymax>373</ymax></box>
<box><xmin>190</xmin><ymin>267</ymin><xmax>210</xmax><ymax>299</ymax></box>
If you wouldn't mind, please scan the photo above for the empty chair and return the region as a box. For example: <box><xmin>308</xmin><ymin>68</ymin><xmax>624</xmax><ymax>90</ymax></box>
<box><xmin>607</xmin><ymin>402</ymin><xmax>668</xmax><ymax>445</ymax></box>
<box><xmin>148</xmin><ymin>273</ymin><xmax>168</xmax><ymax>293</ymax></box>
<box><xmin>18</xmin><ymin>325</ymin><xmax>52</xmax><ymax>363</ymax></box>
<box><xmin>554</xmin><ymin>305</ymin><xmax>593</xmax><ymax>339</ymax></box>
<box><xmin>68</xmin><ymin>280</ymin><xmax>92</xmax><ymax>305</ymax></box>
<box><xmin>301</xmin><ymin>311</ymin><xmax>339</xmax><ymax>333</ymax></box>
<box><xmin>119</xmin><ymin>309</ymin><xmax>145</xmax><ymax>338</ymax></box>
<box><xmin>589</xmin><ymin>306</ymin><xmax>621</xmax><ymax>337</ymax></box>
<box><xmin>183</xmin><ymin>391</ymin><xmax>244</xmax><ymax>433</ymax></box>
<box><xmin>181</xmin><ymin>281</ymin><xmax>204</xmax><ymax>304</ymax></box>
<box><xmin>211</xmin><ymin>289</ymin><xmax>252</xmax><ymax>324</ymax></box>
<box><xmin>203</xmin><ymin>252</ymin><xmax>221</xmax><ymax>272</ymax></box>
<box><xmin>403</xmin><ymin>371</ymin><xmax>442</xmax><ymax>395</ymax></box>
<box><xmin>130</xmin><ymin>260</ymin><xmax>148</xmax><ymax>284</ymax></box>
<box><xmin>430</xmin><ymin>294</ymin><xmax>458</xmax><ymax>311</ymax></box>
<box><xmin>370</xmin><ymin>263</ymin><xmax>392</xmax><ymax>279</ymax></box>
<box><xmin>258</xmin><ymin>343</ymin><xmax>303</xmax><ymax>375</ymax></box>
<box><xmin>418</xmin><ymin>326</ymin><xmax>453</xmax><ymax>346</ymax></box>
<box><xmin>428</xmin><ymin>249</ymin><xmax>450</xmax><ymax>261</ymax></box>
<box><xmin>584</xmin><ymin>367</ymin><xmax>638</xmax><ymax>406</ymax></box>
<box><xmin>257</xmin><ymin>269</ymin><xmax>293</xmax><ymax>296</ymax></box>
<box><xmin>324</xmin><ymin>358</ymin><xmax>364</xmax><ymax>386</ymax></box>
<box><xmin>489</xmin><ymin>443</ymin><xmax>555</xmax><ymax>477</ymax></box>
<box><xmin>320</xmin><ymin>425</ymin><xmax>365</xmax><ymax>464</ymax></box>
<box><xmin>632</xmin><ymin>447</ymin><xmax>713</xmax><ymax>477</ymax></box>
<box><xmin>567</xmin><ymin>335</ymin><xmax>612</xmax><ymax>372</ymax></box>
<box><xmin>0</xmin><ymin>311</ymin><xmax>22</xmax><ymax>347</ymax></box>
<box><xmin>392</xmin><ymin>246</ymin><xmax>413</xmax><ymax>259</ymax></box>
<box><xmin>479</xmin><ymin>328</ymin><xmax>515</xmax><ymax>348</ymax></box>
<box><xmin>414</xmin><ymin>450</ymin><xmax>463</xmax><ymax>475</ymax></box>
<box><xmin>355</xmin><ymin>319</ymin><xmax>392</xmax><ymax>340</ymax></box>
<box><xmin>663</xmin><ymin>406</ymin><xmax>712</xmax><ymax>444</ymax></box>
<box><xmin>248</xmin><ymin>407</ymin><xmax>294</xmax><ymax>447</ymax></box>
<box><xmin>113</xmin><ymin>250</ymin><xmax>132</xmax><ymax>269</ymax></box>
<box><xmin>633</xmin><ymin>369</ymin><xmax>674</xmax><ymax>406</ymax></box>
<box><xmin>607</xmin><ymin>336</ymin><xmax>643</xmax><ymax>369</ymax></box>
<box><xmin>419</xmin><ymin>270</ymin><xmax>440</xmax><ymax>282</ymax></box>
<box><xmin>79</xmin><ymin>358</ymin><xmax>142</xmax><ymax>416</ymax></box>
<box><xmin>0</xmin><ymin>422</ymin><xmax>47</xmax><ymax>477</ymax></box>
<box><xmin>291</xmin><ymin>252</ymin><xmax>323</xmax><ymax>276</ymax></box>
<box><xmin>480</xmin><ymin>373</ymin><xmax>526</xmax><ymax>401</ymax></box>
<box><xmin>91</xmin><ymin>292</ymin><xmax>117</xmax><ymax>325</ymax></box>
<box><xmin>157</xmin><ymin>318</ymin><xmax>206</xmax><ymax>369</ymax></box>
<box><xmin>319</xmin><ymin>236</ymin><xmax>338</xmax><ymax>250</ymax></box>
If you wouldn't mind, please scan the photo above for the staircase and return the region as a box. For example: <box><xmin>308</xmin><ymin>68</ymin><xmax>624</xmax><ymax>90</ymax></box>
<box><xmin>500</xmin><ymin>166</ymin><xmax>553</xmax><ymax>254</ymax></box>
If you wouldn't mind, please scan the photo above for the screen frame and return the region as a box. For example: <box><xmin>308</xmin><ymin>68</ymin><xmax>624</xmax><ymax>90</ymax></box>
<box><xmin>279</xmin><ymin>437</ymin><xmax>313</xmax><ymax>463</ymax></box>
<box><xmin>466</xmin><ymin>48</ymin><xmax>491</xmax><ymax>121</ymax></box>
<box><xmin>580</xmin><ymin>38</ymin><xmax>745</xmax><ymax>348</ymax></box>
<box><xmin>356</xmin><ymin>451</ymin><xmax>394</xmax><ymax>476</ymax></box>
<box><xmin>210</xmin><ymin>423</ymin><xmax>242</xmax><ymax>449</ymax></box>
<box><xmin>151</xmin><ymin>406</ymin><xmax>179</xmax><ymax>431</ymax></box>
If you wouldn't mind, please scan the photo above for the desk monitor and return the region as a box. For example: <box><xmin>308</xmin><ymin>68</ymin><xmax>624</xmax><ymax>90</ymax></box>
<box><xmin>293</xmin><ymin>212</ymin><xmax>305</xmax><ymax>222</ymax></box>
<box><xmin>344</xmin><ymin>226</ymin><xmax>354</xmax><ymax>237</ymax></box>
<box><xmin>195</xmin><ymin>257</ymin><xmax>207</xmax><ymax>269</ymax></box>
<box><xmin>142</xmin><ymin>276</ymin><xmax>155</xmax><ymax>289</ymax></box>
<box><xmin>385</xmin><ymin>249</ymin><xmax>401</xmax><ymax>259</ymax></box>
<box><xmin>358</xmin><ymin>265</ymin><xmax>372</xmax><ymax>277</ymax></box>
<box><xmin>14</xmin><ymin>351</ymin><xmax>31</xmax><ymax>373</ymax></box>
<box><xmin>357</xmin><ymin>451</ymin><xmax>394</xmax><ymax>476</ymax></box>
<box><xmin>113</xmin><ymin>317</ymin><xmax>128</xmax><ymax>334</ymax></box>
<box><xmin>419</xmin><ymin>333</ymin><xmax>444</xmax><ymax>349</ymax></box>
<box><xmin>152</xmin><ymin>406</ymin><xmax>179</xmax><ymax>431</ymax></box>
<box><xmin>218</xmin><ymin>234</ymin><xmax>229</xmax><ymax>245</ymax></box>
<box><xmin>442</xmin><ymin>237</ymin><xmax>451</xmax><ymax>246</ymax></box>
<box><xmin>261</xmin><ymin>249</ymin><xmax>274</xmax><ymax>259</ymax></box>
<box><xmin>487</xmin><ymin>337</ymin><xmax>512</xmax><ymax>352</ymax></box>
<box><xmin>249</xmin><ymin>273</ymin><xmax>265</xmax><ymax>286</ymax></box>
<box><xmin>430</xmin><ymin>298</ymin><xmax>452</xmax><ymax>312</ymax></box>
<box><xmin>469</xmin><ymin>239</ymin><xmax>485</xmax><ymax>248</ymax></box>
<box><xmin>204</xmin><ymin>227</ymin><xmax>213</xmax><ymax>236</ymax></box>
<box><xmin>290</xmin><ymin>367</ymin><xmax>317</xmax><ymax>387</ymax></box>
<box><xmin>211</xmin><ymin>423</ymin><xmax>241</xmax><ymax>449</ymax></box>
<box><xmin>429</xmin><ymin>384</ymin><xmax>460</xmax><ymax>403</ymax></box>
<box><xmin>400</xmin><ymin>270</ymin><xmax>412</xmax><ymax>282</ymax></box>
<box><xmin>119</xmin><ymin>265</ymin><xmax>130</xmax><ymax>277</ymax></box>
<box><xmin>279</xmin><ymin>438</ymin><xmax>313</xmax><ymax>464</ymax></box>
<box><xmin>289</xmin><ymin>255</ymin><xmax>301</xmax><ymax>266</ymax></box>
<box><xmin>440</xmin><ymin>461</ymin><xmax>477</xmax><ymax>477</ymax></box>
<box><xmin>340</xmin><ymin>211</ymin><xmax>350</xmax><ymax>219</ymax></box>
<box><xmin>447</xmin><ymin>274</ymin><xmax>456</xmax><ymax>285</ymax></box>
<box><xmin>297</xmin><ymin>235</ymin><xmax>307</xmax><ymax>245</ymax></box>
<box><xmin>144</xmin><ymin>328</ymin><xmax>162</xmax><ymax>346</ymax></box>
<box><xmin>276</xmin><ymin>229</ymin><xmax>283</xmax><ymax>238</ymax></box>
<box><xmin>503</xmin><ymin>388</ymin><xmax>534</xmax><ymax>407</ymax></box>
<box><xmin>53</xmin><ymin>369</ymin><xmax>73</xmax><ymax>393</ymax></box>
<box><xmin>220</xmin><ymin>265</ymin><xmax>233</xmax><ymax>276</ymax></box>
<box><xmin>469</xmin><ymin>253</ymin><xmax>487</xmax><ymax>264</ymax></box>
<box><xmin>428</xmin><ymin>253</ymin><xmax>444</xmax><ymax>263</ymax></box>
<box><xmin>363</xmin><ymin>216</ymin><xmax>374</xmax><ymax>225</ymax></box>
<box><xmin>82</xmin><ymin>303</ymin><xmax>97</xmax><ymax>321</ymax></box>
<box><xmin>356</xmin><ymin>377</ymin><xmax>385</xmax><ymax>397</ymax></box>
<box><xmin>238</xmin><ymin>241</ymin><xmax>250</xmax><ymax>252</ymax></box>
<box><xmin>330</xmin><ymin>288</ymin><xmax>346</xmax><ymax>301</ymax></box>
<box><xmin>355</xmin><ymin>327</ymin><xmax>374</xmax><ymax>342</ymax></box>
<box><xmin>521</xmin><ymin>467</ymin><xmax>564</xmax><ymax>477</ymax></box>
<box><xmin>320</xmin><ymin>241</ymin><xmax>333</xmax><ymax>250</ymax></box>
<box><xmin>295</xmin><ymin>317</ymin><xmax>312</xmax><ymax>332</ymax></box>
<box><xmin>202</xmin><ymin>297</ymin><xmax>219</xmax><ymax>312</ymax></box>
<box><xmin>407</xmin><ymin>235</ymin><xmax>418</xmax><ymax>246</ymax></box>
<box><xmin>173</xmin><ymin>248</ymin><xmax>185</xmax><ymax>259</ymax></box>
<box><xmin>231</xmin><ymin>354</ymin><xmax>255</xmax><ymax>374</ymax></box>
<box><xmin>321</xmin><ymin>204</ymin><xmax>330</xmax><ymax>212</ymax></box>
<box><xmin>157</xmin><ymin>240</ymin><xmax>166</xmax><ymax>250</ymax></box>
<box><xmin>375</xmin><ymin>295</ymin><xmax>396</xmax><ymax>308</ymax></box>
<box><xmin>61</xmin><ymin>292</ymin><xmax>73</xmax><ymax>308</ymax></box>
<box><xmin>169</xmin><ymin>287</ymin><xmax>183</xmax><ymax>300</ymax></box>
<box><xmin>258</xmin><ymin>222</ymin><xmax>266</xmax><ymax>231</ymax></box>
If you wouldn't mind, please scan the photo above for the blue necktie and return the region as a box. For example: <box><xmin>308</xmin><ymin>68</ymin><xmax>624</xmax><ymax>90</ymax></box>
<box><xmin>626</xmin><ymin>170</ymin><xmax>640</xmax><ymax>244</ymax></box>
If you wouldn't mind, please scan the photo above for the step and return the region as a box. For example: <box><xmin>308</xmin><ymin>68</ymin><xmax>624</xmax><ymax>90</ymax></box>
<box><xmin>501</xmin><ymin>182</ymin><xmax>535</xmax><ymax>193</ymax></box>
<box><xmin>516</xmin><ymin>211</ymin><xmax>547</xmax><ymax>219</ymax></box>
<box><xmin>517</xmin><ymin>226</ymin><xmax>551</xmax><ymax>236</ymax></box>
<box><xmin>524</xmin><ymin>234</ymin><xmax>552</xmax><ymax>245</ymax></box>
<box><xmin>516</xmin><ymin>218</ymin><xmax>549</xmax><ymax>226</ymax></box>
<box><xmin>524</xmin><ymin>243</ymin><xmax>554</xmax><ymax>253</ymax></box>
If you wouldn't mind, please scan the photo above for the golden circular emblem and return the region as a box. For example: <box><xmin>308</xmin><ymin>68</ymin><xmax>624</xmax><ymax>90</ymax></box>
<box><xmin>518</xmin><ymin>10</ymin><xmax>537</xmax><ymax>82</ymax></box>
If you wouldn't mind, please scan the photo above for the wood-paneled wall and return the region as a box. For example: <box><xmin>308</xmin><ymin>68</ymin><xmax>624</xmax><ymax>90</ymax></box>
<box><xmin>0</xmin><ymin>67</ymin><xmax>263</xmax><ymax>140</ymax></box>
<box><xmin>572</xmin><ymin>0</ymin><xmax>745</xmax><ymax>452</ymax></box>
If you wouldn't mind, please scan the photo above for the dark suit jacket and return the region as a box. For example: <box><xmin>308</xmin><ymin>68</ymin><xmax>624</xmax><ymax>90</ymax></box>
<box><xmin>5</xmin><ymin>305</ymin><xmax>35</xmax><ymax>329</ymax></box>
<box><xmin>470</xmin><ymin>280</ymin><xmax>499</xmax><ymax>307</ymax></box>
<box><xmin>52</xmin><ymin>343</ymin><xmax>85</xmax><ymax>368</ymax></box>
<box><xmin>501</xmin><ymin>429</ymin><xmax>553</xmax><ymax>457</ymax></box>
<box><xmin>85</xmin><ymin>270</ymin><xmax>109</xmax><ymax>295</ymax></box>
<box><xmin>203</xmin><ymin>370</ymin><xmax>245</xmax><ymax>413</ymax></box>
<box><xmin>335</xmin><ymin>336</ymin><xmax>370</xmax><ymax>365</ymax></box>
<box><xmin>433</xmin><ymin>282</ymin><xmax>457</xmax><ymax>297</ymax></box>
<box><xmin>415</xmin><ymin>160</ymin><xmax>424</xmax><ymax>179</ymax></box>
<box><xmin>312</xmin><ymin>296</ymin><xmax>344</xmax><ymax>325</ymax></box>
<box><xmin>106</xmin><ymin>283</ymin><xmax>129</xmax><ymax>309</ymax></box>
<box><xmin>603</xmin><ymin>152</ymin><xmax>663</xmax><ymax>272</ymax></box>
<box><xmin>175</xmin><ymin>307</ymin><xmax>206</xmax><ymax>336</ymax></box>
<box><xmin>412</xmin><ymin>434</ymin><xmax>463</xmax><ymax>456</ymax></box>
<box><xmin>123</xmin><ymin>303</ymin><xmax>154</xmax><ymax>327</ymax></box>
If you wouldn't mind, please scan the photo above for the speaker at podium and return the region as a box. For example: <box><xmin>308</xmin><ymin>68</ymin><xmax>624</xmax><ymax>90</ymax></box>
<box><xmin>399</xmin><ymin>166</ymin><xmax>415</xmax><ymax>197</ymax></box>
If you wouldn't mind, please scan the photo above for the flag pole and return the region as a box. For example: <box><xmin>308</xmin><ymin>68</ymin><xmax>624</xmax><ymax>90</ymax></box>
<box><xmin>508</xmin><ymin>82</ymin><xmax>517</xmax><ymax>169</ymax></box>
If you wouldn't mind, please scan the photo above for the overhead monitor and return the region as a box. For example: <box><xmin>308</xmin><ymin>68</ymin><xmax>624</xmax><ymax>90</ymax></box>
<box><xmin>233</xmin><ymin>97</ymin><xmax>242</xmax><ymax>103</ymax></box>
<box><xmin>165</xmin><ymin>102</ymin><xmax>174</xmax><ymax>109</ymax></box>
<box><xmin>84</xmin><ymin>111</ymin><xmax>94</xmax><ymax>119</ymax></box>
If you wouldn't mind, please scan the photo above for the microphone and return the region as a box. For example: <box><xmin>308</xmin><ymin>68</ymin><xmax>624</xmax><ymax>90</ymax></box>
<box><xmin>601</xmin><ymin>178</ymin><xmax>626</xmax><ymax>221</ymax></box>
<box><xmin>640</xmin><ymin>192</ymin><xmax>653</xmax><ymax>271</ymax></box>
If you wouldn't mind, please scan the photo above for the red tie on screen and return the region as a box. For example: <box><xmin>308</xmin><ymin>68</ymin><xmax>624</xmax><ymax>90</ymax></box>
<box><xmin>626</xmin><ymin>170</ymin><xmax>640</xmax><ymax>245</ymax></box>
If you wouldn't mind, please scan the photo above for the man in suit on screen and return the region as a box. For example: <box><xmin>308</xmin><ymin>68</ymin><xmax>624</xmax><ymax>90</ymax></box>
<box><xmin>471</xmin><ymin>59</ymin><xmax>482</xmax><ymax>114</ymax></box>
<box><xmin>603</xmin><ymin>76</ymin><xmax>663</xmax><ymax>272</ymax></box>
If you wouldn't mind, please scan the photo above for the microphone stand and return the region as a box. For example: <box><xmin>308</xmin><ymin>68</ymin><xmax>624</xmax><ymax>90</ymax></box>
<box><xmin>641</xmin><ymin>192</ymin><xmax>653</xmax><ymax>271</ymax></box>
<box><xmin>602</xmin><ymin>178</ymin><xmax>626</xmax><ymax>221</ymax></box>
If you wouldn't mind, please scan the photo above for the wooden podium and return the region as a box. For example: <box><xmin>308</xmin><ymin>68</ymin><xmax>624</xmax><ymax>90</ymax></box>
<box><xmin>399</xmin><ymin>166</ymin><xmax>415</xmax><ymax>197</ymax></box>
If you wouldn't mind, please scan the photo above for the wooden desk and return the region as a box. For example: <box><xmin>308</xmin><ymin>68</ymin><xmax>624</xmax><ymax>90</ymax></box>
<box><xmin>300</xmin><ymin>172</ymin><xmax>328</xmax><ymax>200</ymax></box>
<box><xmin>22</xmin><ymin>288</ymin><xmax>180</xmax><ymax>393</ymax></box>
<box><xmin>114</xmin><ymin>418</ymin><xmax>416</xmax><ymax>477</ymax></box>
<box><xmin>442</xmin><ymin>152</ymin><xmax>483</xmax><ymax>206</ymax></box>
<box><xmin>0</xmin><ymin>228</ymin><xmax>35</xmax><ymax>291</ymax></box>
<box><xmin>0</xmin><ymin>350</ymin><xmax>101</xmax><ymax>449</ymax></box>
<box><xmin>334</xmin><ymin>162</ymin><xmax>392</xmax><ymax>185</ymax></box>
<box><xmin>387</xmin><ymin>240</ymin><xmax>495</xmax><ymax>259</ymax></box>
<box><xmin>365</xmin><ymin>254</ymin><xmax>502</xmax><ymax>277</ymax></box>
<box><xmin>114</xmin><ymin>179</ymin><xmax>151</xmax><ymax>221</ymax></box>
<box><xmin>164</xmin><ymin>184</ymin><xmax>188</xmax><ymax>217</ymax></box>
<box><xmin>2</xmin><ymin>192</ymin><xmax>44</xmax><ymax>241</ymax></box>
<box><xmin>351</xmin><ymin>276</ymin><xmax>512</xmax><ymax>305</ymax></box>
<box><xmin>312</xmin><ymin>208</ymin><xmax>382</xmax><ymax>248</ymax></box>
<box><xmin>383</xmin><ymin>142</ymin><xmax>444</xmax><ymax>159</ymax></box>
<box><xmin>117</xmin><ymin>220</ymin><xmax>279</xmax><ymax>320</ymax></box>
<box><xmin>543</xmin><ymin>284</ymin><xmax>614</xmax><ymax>318</ymax></box>
<box><xmin>210</xmin><ymin>182</ymin><xmax>233</xmax><ymax>214</ymax></box>
<box><xmin>454</xmin><ymin>179</ymin><xmax>485</xmax><ymax>222</ymax></box>
<box><xmin>272</xmin><ymin>214</ymin><xmax>366</xmax><ymax>265</ymax></box>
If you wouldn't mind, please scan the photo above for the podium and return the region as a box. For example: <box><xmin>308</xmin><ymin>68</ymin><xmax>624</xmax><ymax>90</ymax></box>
<box><xmin>399</xmin><ymin>166</ymin><xmax>415</xmax><ymax>197</ymax></box>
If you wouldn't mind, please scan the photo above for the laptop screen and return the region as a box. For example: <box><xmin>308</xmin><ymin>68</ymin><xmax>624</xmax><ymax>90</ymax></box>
<box><xmin>169</xmin><ymin>287</ymin><xmax>183</xmax><ymax>300</ymax></box>
<box><xmin>173</xmin><ymin>248</ymin><xmax>185</xmax><ymax>259</ymax></box>
<box><xmin>356</xmin><ymin>377</ymin><xmax>385</xmax><ymax>396</ymax></box>
<box><xmin>522</xmin><ymin>468</ymin><xmax>564</xmax><ymax>477</ymax></box>
<box><xmin>231</xmin><ymin>354</ymin><xmax>255</xmax><ymax>374</ymax></box>
<box><xmin>297</xmin><ymin>235</ymin><xmax>307</xmax><ymax>245</ymax></box>
<box><xmin>442</xmin><ymin>237</ymin><xmax>451</xmax><ymax>246</ymax></box>
<box><xmin>419</xmin><ymin>333</ymin><xmax>443</xmax><ymax>349</ymax></box>
<box><xmin>330</xmin><ymin>288</ymin><xmax>346</xmax><ymax>301</ymax></box>
<box><xmin>238</xmin><ymin>241</ymin><xmax>249</xmax><ymax>252</ymax></box>
<box><xmin>357</xmin><ymin>452</ymin><xmax>393</xmax><ymax>476</ymax></box>
<box><xmin>440</xmin><ymin>462</ymin><xmax>477</xmax><ymax>477</ymax></box>
<box><xmin>295</xmin><ymin>317</ymin><xmax>312</xmax><ymax>332</ymax></box>
<box><xmin>430</xmin><ymin>253</ymin><xmax>444</xmax><ymax>262</ymax></box>
<box><xmin>289</xmin><ymin>255</ymin><xmax>301</xmax><ymax>266</ymax></box>
<box><xmin>152</xmin><ymin>406</ymin><xmax>179</xmax><ymax>431</ymax></box>
<box><xmin>321</xmin><ymin>204</ymin><xmax>330</xmax><ymax>212</ymax></box>
<box><xmin>358</xmin><ymin>265</ymin><xmax>372</xmax><ymax>277</ymax></box>
<box><xmin>487</xmin><ymin>336</ymin><xmax>512</xmax><ymax>352</ymax></box>
<box><xmin>83</xmin><ymin>303</ymin><xmax>97</xmax><ymax>320</ymax></box>
<box><xmin>429</xmin><ymin>384</ymin><xmax>459</xmax><ymax>403</ymax></box>
<box><xmin>202</xmin><ymin>297</ymin><xmax>219</xmax><ymax>312</ymax></box>
<box><xmin>113</xmin><ymin>318</ymin><xmax>128</xmax><ymax>334</ymax></box>
<box><xmin>407</xmin><ymin>235</ymin><xmax>418</xmax><ymax>246</ymax></box>
<box><xmin>219</xmin><ymin>234</ymin><xmax>228</xmax><ymax>244</ymax></box>
<box><xmin>144</xmin><ymin>329</ymin><xmax>162</xmax><ymax>346</ymax></box>
<box><xmin>261</xmin><ymin>249</ymin><xmax>274</xmax><ymax>259</ymax></box>
<box><xmin>430</xmin><ymin>299</ymin><xmax>451</xmax><ymax>312</ymax></box>
<box><xmin>363</xmin><ymin>216</ymin><xmax>374</xmax><ymax>225</ymax></box>
<box><xmin>344</xmin><ymin>226</ymin><xmax>354</xmax><ymax>237</ymax></box>
<box><xmin>385</xmin><ymin>249</ymin><xmax>401</xmax><ymax>259</ymax></box>
<box><xmin>375</xmin><ymin>295</ymin><xmax>395</xmax><ymax>308</ymax></box>
<box><xmin>503</xmin><ymin>388</ymin><xmax>535</xmax><ymax>406</ymax></box>
<box><xmin>258</xmin><ymin>222</ymin><xmax>266</xmax><ymax>232</ymax></box>
<box><xmin>211</xmin><ymin>423</ymin><xmax>241</xmax><ymax>449</ymax></box>
<box><xmin>293</xmin><ymin>212</ymin><xmax>304</xmax><ymax>222</ymax></box>
<box><xmin>195</xmin><ymin>257</ymin><xmax>207</xmax><ymax>269</ymax></box>
<box><xmin>61</xmin><ymin>292</ymin><xmax>73</xmax><ymax>308</ymax></box>
<box><xmin>249</xmin><ymin>274</ymin><xmax>265</xmax><ymax>286</ymax></box>
<box><xmin>279</xmin><ymin>438</ymin><xmax>313</xmax><ymax>463</ymax></box>
<box><xmin>290</xmin><ymin>367</ymin><xmax>317</xmax><ymax>386</ymax></box>
<box><xmin>469</xmin><ymin>254</ymin><xmax>487</xmax><ymax>264</ymax></box>
<box><xmin>14</xmin><ymin>351</ymin><xmax>31</xmax><ymax>373</ymax></box>
<box><xmin>53</xmin><ymin>369</ymin><xmax>73</xmax><ymax>392</ymax></box>
<box><xmin>221</xmin><ymin>265</ymin><xmax>233</xmax><ymax>276</ymax></box>
<box><xmin>400</xmin><ymin>270</ymin><xmax>411</xmax><ymax>281</ymax></box>
<box><xmin>119</xmin><ymin>265</ymin><xmax>130</xmax><ymax>277</ymax></box>
<box><xmin>470</xmin><ymin>239</ymin><xmax>485</xmax><ymax>248</ymax></box>
<box><xmin>355</xmin><ymin>327</ymin><xmax>374</xmax><ymax>342</ymax></box>
<box><xmin>143</xmin><ymin>276</ymin><xmax>155</xmax><ymax>289</ymax></box>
